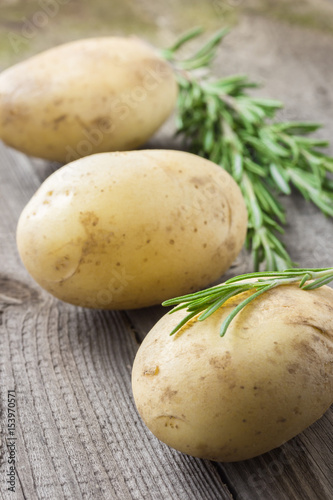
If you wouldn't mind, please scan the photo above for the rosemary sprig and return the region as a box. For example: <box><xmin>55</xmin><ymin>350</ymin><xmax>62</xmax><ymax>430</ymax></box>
<box><xmin>162</xmin><ymin>267</ymin><xmax>333</xmax><ymax>337</ymax></box>
<box><xmin>162</xmin><ymin>29</ymin><xmax>333</xmax><ymax>271</ymax></box>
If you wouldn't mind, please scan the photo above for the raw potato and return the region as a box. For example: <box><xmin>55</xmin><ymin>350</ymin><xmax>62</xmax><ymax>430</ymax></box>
<box><xmin>16</xmin><ymin>149</ymin><xmax>247</xmax><ymax>309</ymax></box>
<box><xmin>132</xmin><ymin>284</ymin><xmax>333</xmax><ymax>461</ymax></box>
<box><xmin>0</xmin><ymin>37</ymin><xmax>177</xmax><ymax>162</ymax></box>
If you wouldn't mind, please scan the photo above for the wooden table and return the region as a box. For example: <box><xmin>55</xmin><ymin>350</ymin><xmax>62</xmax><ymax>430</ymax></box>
<box><xmin>1</xmin><ymin>134</ymin><xmax>333</xmax><ymax>499</ymax></box>
<box><xmin>1</xmin><ymin>7</ymin><xmax>333</xmax><ymax>497</ymax></box>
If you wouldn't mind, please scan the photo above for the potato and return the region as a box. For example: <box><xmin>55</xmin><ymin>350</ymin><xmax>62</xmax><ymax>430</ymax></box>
<box><xmin>16</xmin><ymin>149</ymin><xmax>247</xmax><ymax>309</ymax></box>
<box><xmin>132</xmin><ymin>284</ymin><xmax>333</xmax><ymax>461</ymax></box>
<box><xmin>0</xmin><ymin>37</ymin><xmax>177</xmax><ymax>162</ymax></box>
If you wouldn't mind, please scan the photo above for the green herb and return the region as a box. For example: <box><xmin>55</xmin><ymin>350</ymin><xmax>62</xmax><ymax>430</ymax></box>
<box><xmin>161</xmin><ymin>28</ymin><xmax>333</xmax><ymax>271</ymax></box>
<box><xmin>162</xmin><ymin>267</ymin><xmax>333</xmax><ymax>337</ymax></box>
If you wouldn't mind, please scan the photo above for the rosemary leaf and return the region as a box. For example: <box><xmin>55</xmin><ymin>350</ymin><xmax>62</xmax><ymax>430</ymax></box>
<box><xmin>162</xmin><ymin>28</ymin><xmax>333</xmax><ymax>271</ymax></box>
<box><xmin>162</xmin><ymin>268</ymin><xmax>333</xmax><ymax>337</ymax></box>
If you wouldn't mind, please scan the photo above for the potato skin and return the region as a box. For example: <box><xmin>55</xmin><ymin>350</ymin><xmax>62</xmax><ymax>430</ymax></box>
<box><xmin>16</xmin><ymin>150</ymin><xmax>247</xmax><ymax>309</ymax></box>
<box><xmin>132</xmin><ymin>284</ymin><xmax>333</xmax><ymax>461</ymax></box>
<box><xmin>0</xmin><ymin>37</ymin><xmax>177</xmax><ymax>162</ymax></box>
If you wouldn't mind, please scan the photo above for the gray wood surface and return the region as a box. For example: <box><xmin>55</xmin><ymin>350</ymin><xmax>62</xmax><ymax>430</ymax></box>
<box><xmin>1</xmin><ymin>133</ymin><xmax>333</xmax><ymax>500</ymax></box>
<box><xmin>1</xmin><ymin>6</ymin><xmax>333</xmax><ymax>499</ymax></box>
<box><xmin>0</xmin><ymin>144</ymin><xmax>233</xmax><ymax>499</ymax></box>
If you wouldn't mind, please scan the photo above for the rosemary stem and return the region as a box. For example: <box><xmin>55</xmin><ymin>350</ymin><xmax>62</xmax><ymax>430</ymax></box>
<box><xmin>164</xmin><ymin>267</ymin><xmax>333</xmax><ymax>337</ymax></box>
<box><xmin>162</xmin><ymin>27</ymin><xmax>333</xmax><ymax>271</ymax></box>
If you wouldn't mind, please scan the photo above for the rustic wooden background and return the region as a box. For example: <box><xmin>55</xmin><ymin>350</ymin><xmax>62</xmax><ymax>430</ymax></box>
<box><xmin>1</xmin><ymin>1</ymin><xmax>333</xmax><ymax>499</ymax></box>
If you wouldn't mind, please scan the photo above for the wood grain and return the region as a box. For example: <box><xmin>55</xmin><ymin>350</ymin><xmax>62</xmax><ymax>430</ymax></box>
<box><xmin>1</xmin><ymin>134</ymin><xmax>333</xmax><ymax>499</ymax></box>
<box><xmin>0</xmin><ymin>143</ymin><xmax>233</xmax><ymax>499</ymax></box>
<box><xmin>1</xmin><ymin>12</ymin><xmax>333</xmax><ymax>498</ymax></box>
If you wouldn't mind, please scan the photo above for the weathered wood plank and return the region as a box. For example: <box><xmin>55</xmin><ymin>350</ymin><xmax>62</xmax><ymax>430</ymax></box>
<box><xmin>1</xmin><ymin>133</ymin><xmax>333</xmax><ymax>499</ymax></box>
<box><xmin>125</xmin><ymin>185</ymin><xmax>333</xmax><ymax>500</ymax></box>
<box><xmin>217</xmin><ymin>407</ymin><xmax>333</xmax><ymax>500</ymax></box>
<box><xmin>1</xmin><ymin>11</ymin><xmax>333</xmax><ymax>498</ymax></box>
<box><xmin>0</xmin><ymin>142</ymin><xmax>233</xmax><ymax>499</ymax></box>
